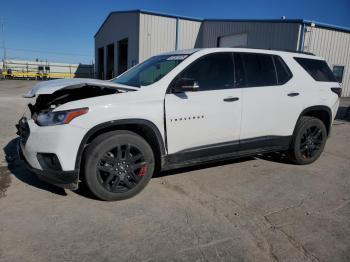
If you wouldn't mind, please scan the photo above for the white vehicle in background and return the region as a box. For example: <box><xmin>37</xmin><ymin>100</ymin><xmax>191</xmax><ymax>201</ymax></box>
<box><xmin>17</xmin><ymin>48</ymin><xmax>341</xmax><ymax>201</ymax></box>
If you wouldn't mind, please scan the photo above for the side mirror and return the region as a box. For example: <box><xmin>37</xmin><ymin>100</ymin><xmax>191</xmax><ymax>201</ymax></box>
<box><xmin>172</xmin><ymin>78</ymin><xmax>200</xmax><ymax>93</ymax></box>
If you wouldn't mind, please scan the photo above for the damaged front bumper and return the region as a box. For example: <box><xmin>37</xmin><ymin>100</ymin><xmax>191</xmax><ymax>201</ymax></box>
<box><xmin>18</xmin><ymin>142</ymin><xmax>79</xmax><ymax>190</ymax></box>
<box><xmin>17</xmin><ymin>139</ymin><xmax>79</xmax><ymax>190</ymax></box>
<box><xmin>16</xmin><ymin>117</ymin><xmax>81</xmax><ymax>190</ymax></box>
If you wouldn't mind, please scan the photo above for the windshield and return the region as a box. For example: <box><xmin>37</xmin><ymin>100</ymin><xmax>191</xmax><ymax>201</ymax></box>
<box><xmin>112</xmin><ymin>54</ymin><xmax>189</xmax><ymax>87</ymax></box>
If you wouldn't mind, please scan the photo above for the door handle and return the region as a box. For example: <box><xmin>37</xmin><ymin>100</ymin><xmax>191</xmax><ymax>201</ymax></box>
<box><xmin>223</xmin><ymin>97</ymin><xmax>239</xmax><ymax>102</ymax></box>
<box><xmin>287</xmin><ymin>92</ymin><xmax>300</xmax><ymax>97</ymax></box>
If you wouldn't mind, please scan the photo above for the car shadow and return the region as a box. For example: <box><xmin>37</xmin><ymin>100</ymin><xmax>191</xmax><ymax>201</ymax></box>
<box><xmin>3</xmin><ymin>137</ymin><xmax>294</xmax><ymax>200</ymax></box>
<box><xmin>3</xmin><ymin>138</ymin><xmax>257</xmax><ymax>199</ymax></box>
<box><xmin>155</xmin><ymin>156</ymin><xmax>255</xmax><ymax>178</ymax></box>
<box><xmin>3</xmin><ymin>138</ymin><xmax>67</xmax><ymax>196</ymax></box>
<box><xmin>335</xmin><ymin>106</ymin><xmax>350</xmax><ymax>122</ymax></box>
<box><xmin>255</xmin><ymin>152</ymin><xmax>292</xmax><ymax>164</ymax></box>
<box><xmin>75</xmin><ymin>156</ymin><xmax>257</xmax><ymax>200</ymax></box>
<box><xmin>73</xmin><ymin>181</ymin><xmax>100</xmax><ymax>200</ymax></box>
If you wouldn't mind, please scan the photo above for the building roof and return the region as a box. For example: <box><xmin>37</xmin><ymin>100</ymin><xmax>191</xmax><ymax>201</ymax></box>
<box><xmin>95</xmin><ymin>9</ymin><xmax>350</xmax><ymax>37</ymax></box>
<box><xmin>302</xmin><ymin>20</ymin><xmax>350</xmax><ymax>33</ymax></box>
<box><xmin>94</xmin><ymin>9</ymin><xmax>201</xmax><ymax>37</ymax></box>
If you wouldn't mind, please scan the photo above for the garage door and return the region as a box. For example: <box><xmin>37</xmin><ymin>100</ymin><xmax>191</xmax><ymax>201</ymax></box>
<box><xmin>218</xmin><ymin>33</ymin><xmax>248</xmax><ymax>47</ymax></box>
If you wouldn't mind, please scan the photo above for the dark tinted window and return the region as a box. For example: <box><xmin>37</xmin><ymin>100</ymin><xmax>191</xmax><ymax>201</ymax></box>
<box><xmin>333</xmin><ymin>65</ymin><xmax>344</xmax><ymax>83</ymax></box>
<box><xmin>273</xmin><ymin>56</ymin><xmax>292</xmax><ymax>84</ymax></box>
<box><xmin>235</xmin><ymin>53</ymin><xmax>277</xmax><ymax>87</ymax></box>
<box><xmin>181</xmin><ymin>53</ymin><xmax>234</xmax><ymax>91</ymax></box>
<box><xmin>294</xmin><ymin>57</ymin><xmax>337</xmax><ymax>82</ymax></box>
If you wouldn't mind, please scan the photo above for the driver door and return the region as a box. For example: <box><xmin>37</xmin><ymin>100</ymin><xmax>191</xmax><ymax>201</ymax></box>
<box><xmin>165</xmin><ymin>52</ymin><xmax>242</xmax><ymax>154</ymax></box>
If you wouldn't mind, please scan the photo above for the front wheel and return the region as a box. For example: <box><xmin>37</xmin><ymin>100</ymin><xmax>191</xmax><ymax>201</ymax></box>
<box><xmin>288</xmin><ymin>116</ymin><xmax>327</xmax><ymax>165</ymax></box>
<box><xmin>84</xmin><ymin>130</ymin><xmax>155</xmax><ymax>201</ymax></box>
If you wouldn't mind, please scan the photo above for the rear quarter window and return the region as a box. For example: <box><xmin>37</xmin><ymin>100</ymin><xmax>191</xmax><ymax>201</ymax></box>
<box><xmin>294</xmin><ymin>57</ymin><xmax>337</xmax><ymax>82</ymax></box>
<box><xmin>273</xmin><ymin>56</ymin><xmax>292</xmax><ymax>85</ymax></box>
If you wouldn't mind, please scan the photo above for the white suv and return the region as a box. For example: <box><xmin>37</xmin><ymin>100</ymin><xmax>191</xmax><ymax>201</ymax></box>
<box><xmin>17</xmin><ymin>48</ymin><xmax>341</xmax><ymax>201</ymax></box>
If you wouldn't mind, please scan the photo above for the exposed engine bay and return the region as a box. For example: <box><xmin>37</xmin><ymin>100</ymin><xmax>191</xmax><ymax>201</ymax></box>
<box><xmin>28</xmin><ymin>85</ymin><xmax>121</xmax><ymax>119</ymax></box>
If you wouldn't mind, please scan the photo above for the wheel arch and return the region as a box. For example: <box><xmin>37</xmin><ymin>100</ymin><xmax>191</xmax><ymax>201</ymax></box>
<box><xmin>74</xmin><ymin>119</ymin><xmax>166</xmax><ymax>173</ymax></box>
<box><xmin>295</xmin><ymin>105</ymin><xmax>332</xmax><ymax>136</ymax></box>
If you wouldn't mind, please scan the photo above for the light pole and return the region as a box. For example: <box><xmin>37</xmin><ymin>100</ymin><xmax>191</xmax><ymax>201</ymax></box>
<box><xmin>1</xmin><ymin>17</ymin><xmax>6</xmax><ymax>71</ymax></box>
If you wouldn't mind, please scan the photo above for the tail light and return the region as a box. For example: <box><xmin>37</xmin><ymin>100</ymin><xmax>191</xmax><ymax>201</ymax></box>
<box><xmin>331</xmin><ymin>87</ymin><xmax>342</xmax><ymax>97</ymax></box>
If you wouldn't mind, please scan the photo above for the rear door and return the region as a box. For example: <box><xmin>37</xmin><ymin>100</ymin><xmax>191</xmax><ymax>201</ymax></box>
<box><xmin>235</xmin><ymin>53</ymin><xmax>303</xmax><ymax>147</ymax></box>
<box><xmin>165</xmin><ymin>52</ymin><xmax>242</xmax><ymax>154</ymax></box>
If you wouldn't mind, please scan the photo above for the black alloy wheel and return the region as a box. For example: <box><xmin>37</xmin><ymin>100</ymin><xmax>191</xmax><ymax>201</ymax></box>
<box><xmin>96</xmin><ymin>144</ymin><xmax>148</xmax><ymax>193</ymax></box>
<box><xmin>288</xmin><ymin>116</ymin><xmax>327</xmax><ymax>165</ymax></box>
<box><xmin>299</xmin><ymin>125</ymin><xmax>324</xmax><ymax>159</ymax></box>
<box><xmin>84</xmin><ymin>130</ymin><xmax>155</xmax><ymax>201</ymax></box>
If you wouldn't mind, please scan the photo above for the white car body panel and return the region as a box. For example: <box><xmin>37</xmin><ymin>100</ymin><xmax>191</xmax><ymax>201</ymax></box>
<box><xmin>165</xmin><ymin>88</ymin><xmax>242</xmax><ymax>153</ymax></box>
<box><xmin>20</xmin><ymin>120</ymin><xmax>86</xmax><ymax>170</ymax></box>
<box><xmin>24</xmin><ymin>78</ymin><xmax>137</xmax><ymax>97</ymax></box>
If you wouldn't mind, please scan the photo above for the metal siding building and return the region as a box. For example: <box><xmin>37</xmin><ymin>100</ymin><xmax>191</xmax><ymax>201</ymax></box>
<box><xmin>201</xmin><ymin>20</ymin><xmax>301</xmax><ymax>51</ymax></box>
<box><xmin>95</xmin><ymin>11</ymin><xmax>201</xmax><ymax>79</ymax></box>
<box><xmin>177</xmin><ymin>19</ymin><xmax>202</xmax><ymax>50</ymax></box>
<box><xmin>139</xmin><ymin>13</ymin><xmax>177</xmax><ymax>61</ymax></box>
<box><xmin>95</xmin><ymin>12</ymin><xmax>139</xmax><ymax>79</ymax></box>
<box><xmin>303</xmin><ymin>25</ymin><xmax>350</xmax><ymax>96</ymax></box>
<box><xmin>95</xmin><ymin>10</ymin><xmax>350</xmax><ymax>96</ymax></box>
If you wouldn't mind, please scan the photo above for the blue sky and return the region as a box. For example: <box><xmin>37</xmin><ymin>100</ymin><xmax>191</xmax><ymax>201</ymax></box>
<box><xmin>1</xmin><ymin>0</ymin><xmax>349</xmax><ymax>64</ymax></box>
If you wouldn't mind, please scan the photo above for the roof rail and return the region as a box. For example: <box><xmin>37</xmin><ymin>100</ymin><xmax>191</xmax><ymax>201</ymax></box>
<box><xmin>298</xmin><ymin>51</ymin><xmax>316</xmax><ymax>56</ymax></box>
<box><xmin>222</xmin><ymin>47</ymin><xmax>315</xmax><ymax>56</ymax></box>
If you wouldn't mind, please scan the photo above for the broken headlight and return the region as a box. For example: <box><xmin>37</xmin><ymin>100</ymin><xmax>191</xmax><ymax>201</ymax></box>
<box><xmin>36</xmin><ymin>108</ymin><xmax>89</xmax><ymax>126</ymax></box>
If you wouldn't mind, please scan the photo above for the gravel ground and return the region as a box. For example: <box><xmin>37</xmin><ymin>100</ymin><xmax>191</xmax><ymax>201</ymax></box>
<box><xmin>0</xmin><ymin>80</ymin><xmax>349</xmax><ymax>262</ymax></box>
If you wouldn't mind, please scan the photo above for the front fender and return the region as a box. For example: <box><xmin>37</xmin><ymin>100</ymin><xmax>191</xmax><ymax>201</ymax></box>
<box><xmin>74</xmin><ymin>119</ymin><xmax>166</xmax><ymax>171</ymax></box>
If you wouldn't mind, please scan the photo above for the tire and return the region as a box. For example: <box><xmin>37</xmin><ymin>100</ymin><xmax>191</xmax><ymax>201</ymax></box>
<box><xmin>84</xmin><ymin>130</ymin><xmax>155</xmax><ymax>201</ymax></box>
<box><xmin>288</xmin><ymin>116</ymin><xmax>327</xmax><ymax>165</ymax></box>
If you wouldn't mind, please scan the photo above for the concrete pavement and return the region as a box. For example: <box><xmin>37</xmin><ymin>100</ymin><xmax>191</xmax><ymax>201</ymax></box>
<box><xmin>0</xmin><ymin>80</ymin><xmax>349</xmax><ymax>262</ymax></box>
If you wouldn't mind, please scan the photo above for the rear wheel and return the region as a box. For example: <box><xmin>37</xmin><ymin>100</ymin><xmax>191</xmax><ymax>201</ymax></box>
<box><xmin>288</xmin><ymin>116</ymin><xmax>327</xmax><ymax>164</ymax></box>
<box><xmin>84</xmin><ymin>131</ymin><xmax>155</xmax><ymax>201</ymax></box>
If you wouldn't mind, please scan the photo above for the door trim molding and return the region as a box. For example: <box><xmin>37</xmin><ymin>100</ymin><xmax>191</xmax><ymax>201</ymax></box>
<box><xmin>162</xmin><ymin>135</ymin><xmax>291</xmax><ymax>170</ymax></box>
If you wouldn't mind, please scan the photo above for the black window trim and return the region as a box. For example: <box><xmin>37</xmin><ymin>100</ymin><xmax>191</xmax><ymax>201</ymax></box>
<box><xmin>273</xmin><ymin>55</ymin><xmax>293</xmax><ymax>85</ymax></box>
<box><xmin>233</xmin><ymin>52</ymin><xmax>293</xmax><ymax>88</ymax></box>
<box><xmin>271</xmin><ymin>55</ymin><xmax>279</xmax><ymax>85</ymax></box>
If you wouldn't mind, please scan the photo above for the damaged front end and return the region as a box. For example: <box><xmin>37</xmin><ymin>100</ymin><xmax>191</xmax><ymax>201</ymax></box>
<box><xmin>28</xmin><ymin>85</ymin><xmax>118</xmax><ymax>123</ymax></box>
<box><xmin>23</xmin><ymin>78</ymin><xmax>137</xmax><ymax>121</ymax></box>
<box><xmin>16</xmin><ymin>78</ymin><xmax>137</xmax><ymax>190</ymax></box>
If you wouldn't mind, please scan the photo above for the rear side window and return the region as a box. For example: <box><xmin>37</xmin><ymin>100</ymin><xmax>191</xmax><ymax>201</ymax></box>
<box><xmin>273</xmin><ymin>56</ymin><xmax>292</xmax><ymax>84</ymax></box>
<box><xmin>240</xmin><ymin>53</ymin><xmax>277</xmax><ymax>87</ymax></box>
<box><xmin>234</xmin><ymin>53</ymin><xmax>293</xmax><ymax>88</ymax></box>
<box><xmin>294</xmin><ymin>57</ymin><xmax>337</xmax><ymax>82</ymax></box>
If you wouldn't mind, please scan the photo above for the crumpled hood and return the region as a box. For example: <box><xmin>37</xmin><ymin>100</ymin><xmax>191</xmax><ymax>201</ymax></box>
<box><xmin>24</xmin><ymin>78</ymin><xmax>138</xmax><ymax>98</ymax></box>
